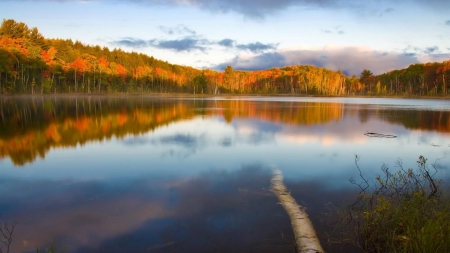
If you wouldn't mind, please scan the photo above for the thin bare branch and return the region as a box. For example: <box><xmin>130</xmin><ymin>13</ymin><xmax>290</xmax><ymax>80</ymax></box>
<box><xmin>0</xmin><ymin>219</ymin><xmax>16</xmax><ymax>253</ymax></box>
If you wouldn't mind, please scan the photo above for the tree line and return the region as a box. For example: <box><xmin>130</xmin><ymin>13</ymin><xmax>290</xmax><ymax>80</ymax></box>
<box><xmin>0</xmin><ymin>19</ymin><xmax>449</xmax><ymax>96</ymax></box>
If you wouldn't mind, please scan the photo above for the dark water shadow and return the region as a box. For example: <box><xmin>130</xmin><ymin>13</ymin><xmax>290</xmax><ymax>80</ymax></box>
<box><xmin>3</xmin><ymin>165</ymin><xmax>297</xmax><ymax>253</ymax></box>
<box><xmin>285</xmin><ymin>179</ymin><xmax>362</xmax><ymax>253</ymax></box>
<box><xmin>76</xmin><ymin>165</ymin><xmax>296</xmax><ymax>253</ymax></box>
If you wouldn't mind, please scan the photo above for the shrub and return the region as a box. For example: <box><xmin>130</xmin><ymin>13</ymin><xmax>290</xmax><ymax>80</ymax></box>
<box><xmin>346</xmin><ymin>156</ymin><xmax>450</xmax><ymax>253</ymax></box>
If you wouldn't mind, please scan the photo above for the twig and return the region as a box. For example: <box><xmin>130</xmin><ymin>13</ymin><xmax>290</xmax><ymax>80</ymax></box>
<box><xmin>0</xmin><ymin>219</ymin><xmax>16</xmax><ymax>253</ymax></box>
<box><xmin>349</xmin><ymin>155</ymin><xmax>370</xmax><ymax>209</ymax></box>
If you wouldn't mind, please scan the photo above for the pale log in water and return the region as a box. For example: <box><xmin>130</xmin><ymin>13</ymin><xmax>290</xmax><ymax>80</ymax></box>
<box><xmin>271</xmin><ymin>167</ymin><xmax>325</xmax><ymax>253</ymax></box>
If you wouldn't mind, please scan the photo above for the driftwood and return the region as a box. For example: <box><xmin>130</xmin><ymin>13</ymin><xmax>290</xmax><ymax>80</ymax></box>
<box><xmin>364</xmin><ymin>131</ymin><xmax>397</xmax><ymax>138</ymax></box>
<box><xmin>271</xmin><ymin>167</ymin><xmax>324</xmax><ymax>253</ymax></box>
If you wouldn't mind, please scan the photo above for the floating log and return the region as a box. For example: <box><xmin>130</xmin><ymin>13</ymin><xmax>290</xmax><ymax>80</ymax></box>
<box><xmin>271</xmin><ymin>167</ymin><xmax>325</xmax><ymax>253</ymax></box>
<box><xmin>364</xmin><ymin>131</ymin><xmax>397</xmax><ymax>138</ymax></box>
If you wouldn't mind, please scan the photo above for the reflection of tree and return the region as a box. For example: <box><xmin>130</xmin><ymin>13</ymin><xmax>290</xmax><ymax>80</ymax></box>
<box><xmin>355</xmin><ymin>107</ymin><xmax>450</xmax><ymax>133</ymax></box>
<box><xmin>358</xmin><ymin>108</ymin><xmax>370</xmax><ymax>124</ymax></box>
<box><xmin>216</xmin><ymin>100</ymin><xmax>344</xmax><ymax>125</ymax></box>
<box><xmin>0</xmin><ymin>98</ymin><xmax>345</xmax><ymax>166</ymax></box>
<box><xmin>381</xmin><ymin>110</ymin><xmax>450</xmax><ymax>133</ymax></box>
<box><xmin>1</xmin><ymin>98</ymin><xmax>448</xmax><ymax>166</ymax></box>
<box><xmin>0</xmin><ymin>97</ymin><xmax>196</xmax><ymax>165</ymax></box>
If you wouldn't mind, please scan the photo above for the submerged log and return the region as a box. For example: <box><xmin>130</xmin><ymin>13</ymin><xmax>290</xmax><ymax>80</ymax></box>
<box><xmin>271</xmin><ymin>167</ymin><xmax>325</xmax><ymax>253</ymax></box>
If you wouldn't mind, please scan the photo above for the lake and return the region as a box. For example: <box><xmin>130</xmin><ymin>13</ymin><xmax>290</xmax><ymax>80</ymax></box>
<box><xmin>1</xmin><ymin>96</ymin><xmax>449</xmax><ymax>253</ymax></box>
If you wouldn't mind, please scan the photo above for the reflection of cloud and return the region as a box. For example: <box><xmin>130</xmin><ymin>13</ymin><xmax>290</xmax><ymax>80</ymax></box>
<box><xmin>124</xmin><ymin>133</ymin><xmax>206</xmax><ymax>149</ymax></box>
<box><xmin>273</xmin><ymin>115</ymin><xmax>407</xmax><ymax>145</ymax></box>
<box><xmin>123</xmin><ymin>133</ymin><xmax>206</xmax><ymax>150</ymax></box>
<box><xmin>233</xmin><ymin>124</ymin><xmax>276</xmax><ymax>144</ymax></box>
<box><xmin>3</xmin><ymin>166</ymin><xmax>298</xmax><ymax>253</ymax></box>
<box><xmin>161</xmin><ymin>148</ymin><xmax>196</xmax><ymax>158</ymax></box>
<box><xmin>233</xmin><ymin>119</ymin><xmax>281</xmax><ymax>145</ymax></box>
<box><xmin>155</xmin><ymin>133</ymin><xmax>207</xmax><ymax>158</ymax></box>
<box><xmin>160</xmin><ymin>134</ymin><xmax>202</xmax><ymax>148</ymax></box>
<box><xmin>280</xmin><ymin>132</ymin><xmax>367</xmax><ymax>146</ymax></box>
<box><xmin>247</xmin><ymin>131</ymin><xmax>274</xmax><ymax>144</ymax></box>
<box><xmin>219</xmin><ymin>137</ymin><xmax>233</xmax><ymax>147</ymax></box>
<box><xmin>122</xmin><ymin>136</ymin><xmax>150</xmax><ymax>146</ymax></box>
<box><xmin>434</xmin><ymin>162</ymin><xmax>448</xmax><ymax>171</ymax></box>
<box><xmin>132</xmin><ymin>119</ymin><xmax>282</xmax><ymax>156</ymax></box>
<box><xmin>321</xmin><ymin>136</ymin><xmax>340</xmax><ymax>146</ymax></box>
<box><xmin>4</xmin><ymin>179</ymin><xmax>173</xmax><ymax>252</ymax></box>
<box><xmin>236</xmin><ymin>125</ymin><xmax>255</xmax><ymax>135</ymax></box>
<box><xmin>280</xmin><ymin>134</ymin><xmax>319</xmax><ymax>144</ymax></box>
<box><xmin>234</xmin><ymin>119</ymin><xmax>282</xmax><ymax>134</ymax></box>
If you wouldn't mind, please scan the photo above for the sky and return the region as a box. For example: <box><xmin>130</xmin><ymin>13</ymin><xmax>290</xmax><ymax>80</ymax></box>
<box><xmin>1</xmin><ymin>0</ymin><xmax>450</xmax><ymax>76</ymax></box>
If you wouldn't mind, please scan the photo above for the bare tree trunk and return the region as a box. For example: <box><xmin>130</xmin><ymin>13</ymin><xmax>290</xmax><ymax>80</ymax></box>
<box><xmin>74</xmin><ymin>69</ymin><xmax>77</xmax><ymax>92</ymax></box>
<box><xmin>443</xmin><ymin>74</ymin><xmax>446</xmax><ymax>96</ymax></box>
<box><xmin>99</xmin><ymin>70</ymin><xmax>102</xmax><ymax>92</ymax></box>
<box><xmin>290</xmin><ymin>76</ymin><xmax>295</xmax><ymax>94</ymax></box>
<box><xmin>82</xmin><ymin>72</ymin><xmax>85</xmax><ymax>93</ymax></box>
<box><xmin>25</xmin><ymin>72</ymin><xmax>29</xmax><ymax>93</ymax></box>
<box><xmin>21</xmin><ymin>63</ymin><xmax>24</xmax><ymax>84</ymax></box>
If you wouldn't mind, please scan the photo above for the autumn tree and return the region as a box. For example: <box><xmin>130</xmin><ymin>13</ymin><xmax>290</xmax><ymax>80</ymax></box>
<box><xmin>438</xmin><ymin>60</ymin><xmax>450</xmax><ymax>96</ymax></box>
<box><xmin>0</xmin><ymin>19</ymin><xmax>30</xmax><ymax>38</ymax></box>
<box><xmin>192</xmin><ymin>71</ymin><xmax>207</xmax><ymax>94</ymax></box>
<box><xmin>97</xmin><ymin>56</ymin><xmax>109</xmax><ymax>92</ymax></box>
<box><xmin>70</xmin><ymin>57</ymin><xmax>86</xmax><ymax>92</ymax></box>
<box><xmin>3</xmin><ymin>18</ymin><xmax>449</xmax><ymax>97</ymax></box>
<box><xmin>0</xmin><ymin>49</ymin><xmax>12</xmax><ymax>94</ymax></box>
<box><xmin>223</xmin><ymin>65</ymin><xmax>234</xmax><ymax>92</ymax></box>
<box><xmin>360</xmin><ymin>69</ymin><xmax>376</xmax><ymax>94</ymax></box>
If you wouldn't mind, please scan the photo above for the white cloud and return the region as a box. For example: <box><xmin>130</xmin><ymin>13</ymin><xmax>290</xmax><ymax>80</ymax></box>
<box><xmin>216</xmin><ymin>46</ymin><xmax>429</xmax><ymax>75</ymax></box>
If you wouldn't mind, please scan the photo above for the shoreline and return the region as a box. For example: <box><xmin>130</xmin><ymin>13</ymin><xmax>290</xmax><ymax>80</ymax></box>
<box><xmin>1</xmin><ymin>93</ymin><xmax>449</xmax><ymax>100</ymax></box>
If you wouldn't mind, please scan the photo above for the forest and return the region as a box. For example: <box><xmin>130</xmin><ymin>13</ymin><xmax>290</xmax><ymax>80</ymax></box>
<box><xmin>0</xmin><ymin>19</ymin><xmax>449</xmax><ymax>96</ymax></box>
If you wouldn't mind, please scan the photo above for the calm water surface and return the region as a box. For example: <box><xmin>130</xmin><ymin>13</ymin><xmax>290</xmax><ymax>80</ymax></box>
<box><xmin>0</xmin><ymin>96</ymin><xmax>449</xmax><ymax>253</ymax></box>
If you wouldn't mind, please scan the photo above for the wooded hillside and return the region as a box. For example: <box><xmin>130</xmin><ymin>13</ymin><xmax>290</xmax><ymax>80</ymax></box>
<box><xmin>0</xmin><ymin>19</ymin><xmax>449</xmax><ymax>96</ymax></box>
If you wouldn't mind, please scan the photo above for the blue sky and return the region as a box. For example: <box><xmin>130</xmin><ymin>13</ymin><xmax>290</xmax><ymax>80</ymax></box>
<box><xmin>1</xmin><ymin>0</ymin><xmax>450</xmax><ymax>75</ymax></box>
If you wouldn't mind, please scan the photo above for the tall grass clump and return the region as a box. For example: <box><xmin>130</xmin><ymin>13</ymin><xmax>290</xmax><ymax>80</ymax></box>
<box><xmin>344</xmin><ymin>155</ymin><xmax>450</xmax><ymax>253</ymax></box>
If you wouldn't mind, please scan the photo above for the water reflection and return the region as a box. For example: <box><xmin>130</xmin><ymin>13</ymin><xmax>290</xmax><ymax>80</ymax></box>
<box><xmin>3</xmin><ymin>166</ymin><xmax>296</xmax><ymax>253</ymax></box>
<box><xmin>1</xmin><ymin>96</ymin><xmax>449</xmax><ymax>166</ymax></box>
<box><xmin>1</xmin><ymin>96</ymin><xmax>450</xmax><ymax>253</ymax></box>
